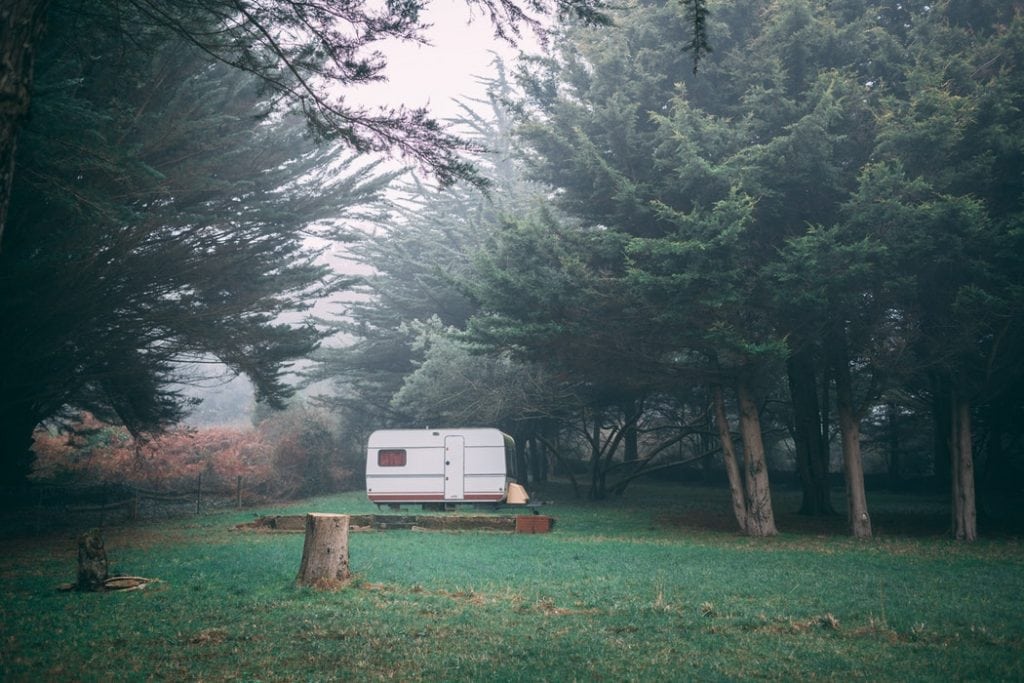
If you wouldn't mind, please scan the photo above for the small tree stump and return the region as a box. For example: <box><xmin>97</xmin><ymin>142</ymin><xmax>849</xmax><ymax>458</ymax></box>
<box><xmin>296</xmin><ymin>513</ymin><xmax>351</xmax><ymax>589</ymax></box>
<box><xmin>77</xmin><ymin>528</ymin><xmax>108</xmax><ymax>591</ymax></box>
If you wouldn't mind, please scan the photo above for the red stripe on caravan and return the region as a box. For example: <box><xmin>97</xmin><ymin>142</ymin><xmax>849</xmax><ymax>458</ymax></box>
<box><xmin>462</xmin><ymin>493</ymin><xmax>505</xmax><ymax>501</ymax></box>
<box><xmin>368</xmin><ymin>493</ymin><xmax>505</xmax><ymax>502</ymax></box>
<box><xmin>368</xmin><ymin>493</ymin><xmax>445</xmax><ymax>501</ymax></box>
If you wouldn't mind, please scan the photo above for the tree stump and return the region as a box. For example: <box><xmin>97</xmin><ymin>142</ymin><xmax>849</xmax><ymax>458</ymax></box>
<box><xmin>77</xmin><ymin>528</ymin><xmax>108</xmax><ymax>591</ymax></box>
<box><xmin>295</xmin><ymin>513</ymin><xmax>351</xmax><ymax>589</ymax></box>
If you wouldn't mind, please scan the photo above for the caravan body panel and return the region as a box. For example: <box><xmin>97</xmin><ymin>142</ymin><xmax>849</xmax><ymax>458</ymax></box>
<box><xmin>366</xmin><ymin>428</ymin><xmax>514</xmax><ymax>505</ymax></box>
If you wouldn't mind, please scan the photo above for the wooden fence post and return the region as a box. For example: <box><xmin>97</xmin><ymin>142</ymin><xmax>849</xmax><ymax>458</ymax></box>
<box><xmin>296</xmin><ymin>513</ymin><xmax>351</xmax><ymax>590</ymax></box>
<box><xmin>195</xmin><ymin>472</ymin><xmax>202</xmax><ymax>515</ymax></box>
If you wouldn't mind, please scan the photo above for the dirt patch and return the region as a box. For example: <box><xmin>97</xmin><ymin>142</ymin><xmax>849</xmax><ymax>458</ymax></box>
<box><xmin>355</xmin><ymin>581</ymin><xmax>598</xmax><ymax>617</ymax></box>
<box><xmin>188</xmin><ymin>628</ymin><xmax>230</xmax><ymax>645</ymax></box>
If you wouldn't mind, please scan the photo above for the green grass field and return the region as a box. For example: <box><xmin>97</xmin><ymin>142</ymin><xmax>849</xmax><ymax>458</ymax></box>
<box><xmin>2</xmin><ymin>483</ymin><xmax>1022</xmax><ymax>681</ymax></box>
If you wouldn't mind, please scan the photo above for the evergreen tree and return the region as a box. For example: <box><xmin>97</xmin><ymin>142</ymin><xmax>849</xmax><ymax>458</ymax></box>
<box><xmin>834</xmin><ymin>2</ymin><xmax>1024</xmax><ymax>539</ymax></box>
<box><xmin>515</xmin><ymin>0</ymin><xmax>876</xmax><ymax>534</ymax></box>
<box><xmin>310</xmin><ymin>63</ymin><xmax>542</xmax><ymax>431</ymax></box>
<box><xmin>0</xmin><ymin>16</ymin><xmax>391</xmax><ymax>490</ymax></box>
<box><xmin>514</xmin><ymin>0</ymin><xmax>1024</xmax><ymax>538</ymax></box>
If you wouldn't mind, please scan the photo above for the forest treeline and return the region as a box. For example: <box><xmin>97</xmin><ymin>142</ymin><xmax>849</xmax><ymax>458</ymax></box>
<box><xmin>2</xmin><ymin>0</ymin><xmax>1021</xmax><ymax>542</ymax></box>
<box><xmin>316</xmin><ymin>0</ymin><xmax>1024</xmax><ymax>541</ymax></box>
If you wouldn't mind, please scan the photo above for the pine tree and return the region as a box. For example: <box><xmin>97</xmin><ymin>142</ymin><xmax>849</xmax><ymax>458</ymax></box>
<box><xmin>0</xmin><ymin>17</ymin><xmax>391</xmax><ymax>491</ymax></box>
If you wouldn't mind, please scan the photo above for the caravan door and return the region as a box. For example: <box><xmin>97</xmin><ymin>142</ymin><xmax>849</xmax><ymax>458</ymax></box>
<box><xmin>444</xmin><ymin>435</ymin><xmax>465</xmax><ymax>500</ymax></box>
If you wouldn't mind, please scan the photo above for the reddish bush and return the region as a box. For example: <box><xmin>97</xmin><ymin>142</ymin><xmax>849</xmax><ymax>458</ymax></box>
<box><xmin>31</xmin><ymin>408</ymin><xmax>357</xmax><ymax>500</ymax></box>
<box><xmin>256</xmin><ymin>406</ymin><xmax>354</xmax><ymax>498</ymax></box>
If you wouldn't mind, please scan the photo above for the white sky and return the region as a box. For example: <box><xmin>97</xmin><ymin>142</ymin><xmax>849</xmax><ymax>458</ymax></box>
<box><xmin>354</xmin><ymin>0</ymin><xmax>538</xmax><ymax>118</ymax></box>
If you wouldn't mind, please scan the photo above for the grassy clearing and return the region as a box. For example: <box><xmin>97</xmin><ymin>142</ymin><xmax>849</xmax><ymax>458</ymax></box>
<box><xmin>1</xmin><ymin>483</ymin><xmax>1022</xmax><ymax>681</ymax></box>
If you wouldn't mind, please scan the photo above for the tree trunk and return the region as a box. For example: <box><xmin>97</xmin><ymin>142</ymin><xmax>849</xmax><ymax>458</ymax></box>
<box><xmin>736</xmin><ymin>380</ymin><xmax>777</xmax><ymax>537</ymax></box>
<box><xmin>831</xmin><ymin>324</ymin><xmax>872</xmax><ymax>539</ymax></box>
<box><xmin>836</xmin><ymin>394</ymin><xmax>872</xmax><ymax>539</ymax></box>
<box><xmin>622</xmin><ymin>399</ymin><xmax>640</xmax><ymax>462</ymax></box>
<box><xmin>539</xmin><ymin>432</ymin><xmax>581</xmax><ymax>498</ymax></box>
<box><xmin>515</xmin><ymin>434</ymin><xmax>530</xmax><ymax>485</ymax></box>
<box><xmin>527</xmin><ymin>435</ymin><xmax>545</xmax><ymax>482</ymax></box>
<box><xmin>712</xmin><ymin>384</ymin><xmax>748</xmax><ymax>532</ymax></box>
<box><xmin>77</xmin><ymin>528</ymin><xmax>108</xmax><ymax>591</ymax></box>
<box><xmin>698</xmin><ymin>395</ymin><xmax>716</xmax><ymax>483</ymax></box>
<box><xmin>0</xmin><ymin>0</ymin><xmax>49</xmax><ymax>250</ymax></box>
<box><xmin>787</xmin><ymin>347</ymin><xmax>835</xmax><ymax>515</ymax></box>
<box><xmin>588</xmin><ymin>410</ymin><xmax>604</xmax><ymax>500</ymax></box>
<box><xmin>296</xmin><ymin>513</ymin><xmax>351</xmax><ymax>589</ymax></box>
<box><xmin>951</xmin><ymin>396</ymin><xmax>978</xmax><ymax>541</ymax></box>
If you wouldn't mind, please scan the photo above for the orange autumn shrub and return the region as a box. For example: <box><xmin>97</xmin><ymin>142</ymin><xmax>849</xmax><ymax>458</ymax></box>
<box><xmin>31</xmin><ymin>409</ymin><xmax>356</xmax><ymax>499</ymax></box>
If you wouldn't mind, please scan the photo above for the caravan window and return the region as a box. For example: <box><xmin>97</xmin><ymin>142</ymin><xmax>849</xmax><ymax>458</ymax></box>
<box><xmin>378</xmin><ymin>449</ymin><xmax>407</xmax><ymax>467</ymax></box>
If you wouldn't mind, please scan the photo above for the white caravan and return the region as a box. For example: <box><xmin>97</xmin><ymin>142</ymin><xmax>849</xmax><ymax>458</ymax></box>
<box><xmin>366</xmin><ymin>428</ymin><xmax>528</xmax><ymax>508</ymax></box>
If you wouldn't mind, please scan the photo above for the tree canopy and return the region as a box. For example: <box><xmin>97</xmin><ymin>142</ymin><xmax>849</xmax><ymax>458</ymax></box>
<box><xmin>0</xmin><ymin>8</ymin><xmax>394</xmax><ymax>489</ymax></box>
<box><xmin>326</xmin><ymin>0</ymin><xmax>1023</xmax><ymax>538</ymax></box>
<box><xmin>1</xmin><ymin>0</ymin><xmax>622</xmax><ymax>249</ymax></box>
<box><xmin>489</xmin><ymin>0</ymin><xmax>1024</xmax><ymax>538</ymax></box>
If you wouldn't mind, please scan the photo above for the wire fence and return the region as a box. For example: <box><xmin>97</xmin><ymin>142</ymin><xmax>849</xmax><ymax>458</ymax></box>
<box><xmin>2</xmin><ymin>475</ymin><xmax>250</xmax><ymax>537</ymax></box>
